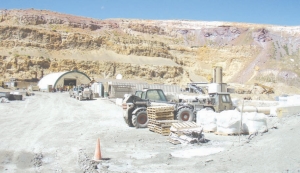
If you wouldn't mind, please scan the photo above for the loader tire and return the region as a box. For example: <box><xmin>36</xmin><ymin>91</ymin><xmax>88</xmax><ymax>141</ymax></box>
<box><xmin>127</xmin><ymin>114</ymin><xmax>134</xmax><ymax>127</ymax></box>
<box><xmin>132</xmin><ymin>110</ymin><xmax>148</xmax><ymax>128</ymax></box>
<box><xmin>177</xmin><ymin>107</ymin><xmax>194</xmax><ymax>122</ymax></box>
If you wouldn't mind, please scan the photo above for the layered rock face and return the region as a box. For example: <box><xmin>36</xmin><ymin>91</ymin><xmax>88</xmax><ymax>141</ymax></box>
<box><xmin>0</xmin><ymin>9</ymin><xmax>300</xmax><ymax>87</ymax></box>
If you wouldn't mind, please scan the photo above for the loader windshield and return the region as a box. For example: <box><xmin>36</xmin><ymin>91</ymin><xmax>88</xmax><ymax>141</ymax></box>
<box><xmin>146</xmin><ymin>90</ymin><xmax>167</xmax><ymax>102</ymax></box>
<box><xmin>135</xmin><ymin>91</ymin><xmax>143</xmax><ymax>98</ymax></box>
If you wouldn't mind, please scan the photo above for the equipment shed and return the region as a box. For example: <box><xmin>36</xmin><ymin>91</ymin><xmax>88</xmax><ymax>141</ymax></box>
<box><xmin>38</xmin><ymin>71</ymin><xmax>91</xmax><ymax>91</ymax></box>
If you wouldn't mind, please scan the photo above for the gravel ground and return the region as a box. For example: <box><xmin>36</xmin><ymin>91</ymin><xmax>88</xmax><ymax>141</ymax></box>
<box><xmin>0</xmin><ymin>91</ymin><xmax>299</xmax><ymax>172</ymax></box>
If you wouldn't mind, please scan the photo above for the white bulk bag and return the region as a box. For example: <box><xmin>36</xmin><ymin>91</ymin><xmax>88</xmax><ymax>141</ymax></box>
<box><xmin>216</xmin><ymin>110</ymin><xmax>241</xmax><ymax>134</ymax></box>
<box><xmin>196</xmin><ymin>109</ymin><xmax>217</xmax><ymax>132</ymax></box>
<box><xmin>243</xmin><ymin>112</ymin><xmax>268</xmax><ymax>134</ymax></box>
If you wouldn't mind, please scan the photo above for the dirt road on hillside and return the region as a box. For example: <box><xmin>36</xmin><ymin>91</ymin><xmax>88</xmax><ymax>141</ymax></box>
<box><xmin>0</xmin><ymin>92</ymin><xmax>299</xmax><ymax>172</ymax></box>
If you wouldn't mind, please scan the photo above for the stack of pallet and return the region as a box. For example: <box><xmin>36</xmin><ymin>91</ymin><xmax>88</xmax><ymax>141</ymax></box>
<box><xmin>147</xmin><ymin>106</ymin><xmax>177</xmax><ymax>136</ymax></box>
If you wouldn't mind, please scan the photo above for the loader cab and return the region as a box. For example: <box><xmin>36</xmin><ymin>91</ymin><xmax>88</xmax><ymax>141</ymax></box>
<box><xmin>135</xmin><ymin>90</ymin><xmax>143</xmax><ymax>98</ymax></box>
<box><xmin>135</xmin><ymin>89</ymin><xmax>168</xmax><ymax>102</ymax></box>
<box><xmin>210</xmin><ymin>92</ymin><xmax>233</xmax><ymax>112</ymax></box>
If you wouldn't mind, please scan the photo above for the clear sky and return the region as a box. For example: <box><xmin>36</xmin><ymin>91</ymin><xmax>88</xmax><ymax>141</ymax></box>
<box><xmin>1</xmin><ymin>0</ymin><xmax>300</xmax><ymax>26</ymax></box>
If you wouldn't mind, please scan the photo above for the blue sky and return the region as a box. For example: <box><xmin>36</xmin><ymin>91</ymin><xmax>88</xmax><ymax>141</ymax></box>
<box><xmin>2</xmin><ymin>0</ymin><xmax>300</xmax><ymax>26</ymax></box>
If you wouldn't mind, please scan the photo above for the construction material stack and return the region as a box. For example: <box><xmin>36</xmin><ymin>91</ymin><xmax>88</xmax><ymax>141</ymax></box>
<box><xmin>147</xmin><ymin>106</ymin><xmax>177</xmax><ymax>136</ymax></box>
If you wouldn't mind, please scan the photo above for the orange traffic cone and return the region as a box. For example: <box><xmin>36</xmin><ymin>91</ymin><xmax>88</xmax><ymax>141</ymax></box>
<box><xmin>94</xmin><ymin>138</ymin><xmax>102</xmax><ymax>161</ymax></box>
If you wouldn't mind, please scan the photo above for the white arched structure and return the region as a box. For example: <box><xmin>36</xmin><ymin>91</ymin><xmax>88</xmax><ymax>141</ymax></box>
<box><xmin>38</xmin><ymin>71</ymin><xmax>91</xmax><ymax>91</ymax></box>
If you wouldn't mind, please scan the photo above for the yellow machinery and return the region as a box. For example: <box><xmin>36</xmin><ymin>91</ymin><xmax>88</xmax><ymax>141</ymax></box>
<box><xmin>254</xmin><ymin>83</ymin><xmax>274</xmax><ymax>94</ymax></box>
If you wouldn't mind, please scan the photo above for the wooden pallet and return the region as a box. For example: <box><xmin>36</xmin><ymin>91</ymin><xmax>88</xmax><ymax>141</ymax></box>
<box><xmin>148</xmin><ymin>124</ymin><xmax>171</xmax><ymax>135</ymax></box>
<box><xmin>147</xmin><ymin>110</ymin><xmax>173</xmax><ymax>115</ymax></box>
<box><xmin>147</xmin><ymin>113</ymin><xmax>174</xmax><ymax>120</ymax></box>
<box><xmin>171</xmin><ymin>122</ymin><xmax>198</xmax><ymax>130</ymax></box>
<box><xmin>154</xmin><ymin>129</ymin><xmax>170</xmax><ymax>136</ymax></box>
<box><xmin>149</xmin><ymin>119</ymin><xmax>178</xmax><ymax>126</ymax></box>
<box><xmin>148</xmin><ymin>116</ymin><xmax>174</xmax><ymax>121</ymax></box>
<box><xmin>147</xmin><ymin>106</ymin><xmax>174</xmax><ymax>113</ymax></box>
<box><xmin>148</xmin><ymin>111</ymin><xmax>173</xmax><ymax>116</ymax></box>
<box><xmin>147</xmin><ymin>106</ymin><xmax>175</xmax><ymax>136</ymax></box>
<box><xmin>148</xmin><ymin>117</ymin><xmax>174</xmax><ymax>123</ymax></box>
<box><xmin>148</xmin><ymin>110</ymin><xmax>173</xmax><ymax>114</ymax></box>
<box><xmin>148</xmin><ymin>111</ymin><xmax>173</xmax><ymax>115</ymax></box>
<box><xmin>154</xmin><ymin>125</ymin><xmax>170</xmax><ymax>131</ymax></box>
<box><xmin>148</xmin><ymin>124</ymin><xmax>156</xmax><ymax>131</ymax></box>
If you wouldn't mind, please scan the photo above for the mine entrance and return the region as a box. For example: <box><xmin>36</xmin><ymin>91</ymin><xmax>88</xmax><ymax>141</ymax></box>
<box><xmin>64</xmin><ymin>79</ymin><xmax>76</xmax><ymax>86</ymax></box>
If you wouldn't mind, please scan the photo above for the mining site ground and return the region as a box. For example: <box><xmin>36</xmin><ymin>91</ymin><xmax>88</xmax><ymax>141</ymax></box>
<box><xmin>0</xmin><ymin>92</ymin><xmax>299</xmax><ymax>172</ymax></box>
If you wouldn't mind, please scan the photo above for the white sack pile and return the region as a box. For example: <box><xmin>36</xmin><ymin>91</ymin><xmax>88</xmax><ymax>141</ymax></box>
<box><xmin>197</xmin><ymin>109</ymin><xmax>268</xmax><ymax>135</ymax></box>
<box><xmin>216</xmin><ymin>110</ymin><xmax>241</xmax><ymax>135</ymax></box>
<box><xmin>196</xmin><ymin>109</ymin><xmax>217</xmax><ymax>132</ymax></box>
<box><xmin>242</xmin><ymin>112</ymin><xmax>268</xmax><ymax>134</ymax></box>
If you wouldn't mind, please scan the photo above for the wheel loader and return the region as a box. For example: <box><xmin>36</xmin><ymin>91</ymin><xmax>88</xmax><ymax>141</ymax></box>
<box><xmin>122</xmin><ymin>89</ymin><xmax>234</xmax><ymax>128</ymax></box>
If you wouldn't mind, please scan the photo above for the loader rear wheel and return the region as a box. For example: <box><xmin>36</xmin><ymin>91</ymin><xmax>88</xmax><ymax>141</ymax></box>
<box><xmin>177</xmin><ymin>107</ymin><xmax>194</xmax><ymax>122</ymax></box>
<box><xmin>132</xmin><ymin>110</ymin><xmax>148</xmax><ymax>128</ymax></box>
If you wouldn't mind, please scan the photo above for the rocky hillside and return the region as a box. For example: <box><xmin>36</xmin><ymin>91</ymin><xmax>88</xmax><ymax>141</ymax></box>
<box><xmin>1</xmin><ymin>9</ymin><xmax>300</xmax><ymax>89</ymax></box>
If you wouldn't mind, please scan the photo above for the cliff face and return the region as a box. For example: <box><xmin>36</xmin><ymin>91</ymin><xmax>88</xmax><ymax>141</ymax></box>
<box><xmin>1</xmin><ymin>9</ymin><xmax>300</xmax><ymax>87</ymax></box>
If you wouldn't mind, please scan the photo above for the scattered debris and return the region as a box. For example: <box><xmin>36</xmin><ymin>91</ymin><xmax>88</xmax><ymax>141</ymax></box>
<box><xmin>78</xmin><ymin>149</ymin><xmax>100</xmax><ymax>173</ymax></box>
<box><xmin>168</xmin><ymin>122</ymin><xmax>206</xmax><ymax>144</ymax></box>
<box><xmin>31</xmin><ymin>153</ymin><xmax>43</xmax><ymax>167</ymax></box>
<box><xmin>0</xmin><ymin>97</ymin><xmax>9</xmax><ymax>103</ymax></box>
<box><xmin>205</xmin><ymin>159</ymin><xmax>213</xmax><ymax>163</ymax></box>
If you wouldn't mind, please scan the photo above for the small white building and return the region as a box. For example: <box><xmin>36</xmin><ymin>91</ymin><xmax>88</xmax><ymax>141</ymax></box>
<box><xmin>38</xmin><ymin>71</ymin><xmax>91</xmax><ymax>91</ymax></box>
